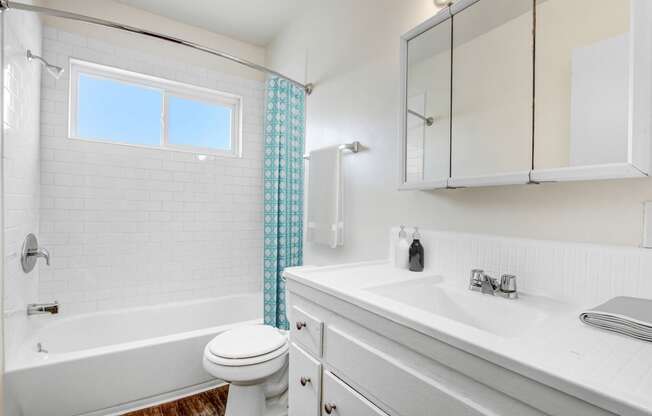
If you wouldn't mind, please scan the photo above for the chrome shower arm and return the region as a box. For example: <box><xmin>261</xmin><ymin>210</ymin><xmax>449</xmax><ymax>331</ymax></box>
<box><xmin>26</xmin><ymin>49</ymin><xmax>64</xmax><ymax>79</ymax></box>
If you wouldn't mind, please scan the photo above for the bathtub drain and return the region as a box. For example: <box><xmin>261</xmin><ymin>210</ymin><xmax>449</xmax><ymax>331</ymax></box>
<box><xmin>36</xmin><ymin>342</ymin><xmax>48</xmax><ymax>353</ymax></box>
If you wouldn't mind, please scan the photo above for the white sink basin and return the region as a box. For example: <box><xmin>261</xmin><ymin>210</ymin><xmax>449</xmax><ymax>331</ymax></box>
<box><xmin>365</xmin><ymin>276</ymin><xmax>551</xmax><ymax>338</ymax></box>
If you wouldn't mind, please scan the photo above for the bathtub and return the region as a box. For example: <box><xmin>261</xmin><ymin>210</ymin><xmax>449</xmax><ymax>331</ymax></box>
<box><xmin>5</xmin><ymin>293</ymin><xmax>262</xmax><ymax>416</ymax></box>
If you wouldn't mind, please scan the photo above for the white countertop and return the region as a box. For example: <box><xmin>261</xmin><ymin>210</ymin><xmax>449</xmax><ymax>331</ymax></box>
<box><xmin>284</xmin><ymin>261</ymin><xmax>652</xmax><ymax>416</ymax></box>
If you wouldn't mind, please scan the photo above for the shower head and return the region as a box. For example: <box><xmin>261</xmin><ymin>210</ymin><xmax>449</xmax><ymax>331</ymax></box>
<box><xmin>26</xmin><ymin>50</ymin><xmax>64</xmax><ymax>79</ymax></box>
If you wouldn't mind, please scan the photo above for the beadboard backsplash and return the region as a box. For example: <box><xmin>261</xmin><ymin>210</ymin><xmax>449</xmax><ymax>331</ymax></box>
<box><xmin>391</xmin><ymin>228</ymin><xmax>652</xmax><ymax>308</ymax></box>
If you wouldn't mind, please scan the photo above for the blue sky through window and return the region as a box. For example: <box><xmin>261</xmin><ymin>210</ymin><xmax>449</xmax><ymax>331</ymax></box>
<box><xmin>168</xmin><ymin>95</ymin><xmax>232</xmax><ymax>150</ymax></box>
<box><xmin>76</xmin><ymin>74</ymin><xmax>162</xmax><ymax>145</ymax></box>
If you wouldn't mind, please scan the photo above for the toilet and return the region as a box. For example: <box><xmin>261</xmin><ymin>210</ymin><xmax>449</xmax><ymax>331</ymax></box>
<box><xmin>203</xmin><ymin>324</ymin><xmax>289</xmax><ymax>416</ymax></box>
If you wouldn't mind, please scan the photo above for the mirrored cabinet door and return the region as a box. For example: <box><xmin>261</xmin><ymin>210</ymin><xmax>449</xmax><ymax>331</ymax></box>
<box><xmin>400</xmin><ymin>16</ymin><xmax>452</xmax><ymax>189</ymax></box>
<box><xmin>449</xmin><ymin>0</ymin><xmax>533</xmax><ymax>186</ymax></box>
<box><xmin>532</xmin><ymin>0</ymin><xmax>649</xmax><ymax>182</ymax></box>
<box><xmin>399</xmin><ymin>0</ymin><xmax>651</xmax><ymax>190</ymax></box>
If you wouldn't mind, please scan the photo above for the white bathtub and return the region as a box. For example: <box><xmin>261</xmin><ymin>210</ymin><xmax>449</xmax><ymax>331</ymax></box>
<box><xmin>5</xmin><ymin>293</ymin><xmax>262</xmax><ymax>416</ymax></box>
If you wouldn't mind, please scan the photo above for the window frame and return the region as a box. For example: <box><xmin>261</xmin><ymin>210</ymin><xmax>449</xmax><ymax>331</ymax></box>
<box><xmin>68</xmin><ymin>58</ymin><xmax>243</xmax><ymax>158</ymax></box>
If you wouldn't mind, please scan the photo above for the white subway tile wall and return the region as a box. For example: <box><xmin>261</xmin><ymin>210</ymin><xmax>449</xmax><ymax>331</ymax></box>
<box><xmin>4</xmin><ymin>10</ymin><xmax>42</xmax><ymax>356</ymax></box>
<box><xmin>38</xmin><ymin>26</ymin><xmax>265</xmax><ymax>315</ymax></box>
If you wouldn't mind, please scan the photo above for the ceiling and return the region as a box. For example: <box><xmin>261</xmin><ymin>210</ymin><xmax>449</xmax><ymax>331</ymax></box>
<box><xmin>115</xmin><ymin>0</ymin><xmax>312</xmax><ymax>46</ymax></box>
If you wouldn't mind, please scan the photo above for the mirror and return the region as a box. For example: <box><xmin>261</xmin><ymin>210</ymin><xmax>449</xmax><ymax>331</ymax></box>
<box><xmin>450</xmin><ymin>0</ymin><xmax>533</xmax><ymax>182</ymax></box>
<box><xmin>402</xmin><ymin>17</ymin><xmax>452</xmax><ymax>187</ymax></box>
<box><xmin>399</xmin><ymin>0</ymin><xmax>651</xmax><ymax>190</ymax></box>
<box><xmin>534</xmin><ymin>0</ymin><xmax>636</xmax><ymax>173</ymax></box>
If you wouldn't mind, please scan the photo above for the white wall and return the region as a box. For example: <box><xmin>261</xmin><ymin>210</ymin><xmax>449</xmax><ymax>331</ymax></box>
<box><xmin>267</xmin><ymin>0</ymin><xmax>652</xmax><ymax>267</ymax></box>
<box><xmin>37</xmin><ymin>26</ymin><xmax>264</xmax><ymax>315</ymax></box>
<box><xmin>36</xmin><ymin>0</ymin><xmax>266</xmax><ymax>82</ymax></box>
<box><xmin>3</xmin><ymin>7</ymin><xmax>42</xmax><ymax>364</ymax></box>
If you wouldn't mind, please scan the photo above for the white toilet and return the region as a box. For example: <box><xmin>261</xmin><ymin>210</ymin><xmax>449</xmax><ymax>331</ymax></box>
<box><xmin>203</xmin><ymin>324</ymin><xmax>289</xmax><ymax>416</ymax></box>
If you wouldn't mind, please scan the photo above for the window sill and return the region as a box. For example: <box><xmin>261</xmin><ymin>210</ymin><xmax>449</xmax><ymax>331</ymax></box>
<box><xmin>66</xmin><ymin>135</ymin><xmax>242</xmax><ymax>159</ymax></box>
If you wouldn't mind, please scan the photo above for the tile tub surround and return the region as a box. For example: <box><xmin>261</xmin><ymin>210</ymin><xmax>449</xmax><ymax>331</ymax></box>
<box><xmin>389</xmin><ymin>228</ymin><xmax>652</xmax><ymax>308</ymax></box>
<box><xmin>3</xmin><ymin>8</ymin><xmax>43</xmax><ymax>358</ymax></box>
<box><xmin>37</xmin><ymin>26</ymin><xmax>265</xmax><ymax>315</ymax></box>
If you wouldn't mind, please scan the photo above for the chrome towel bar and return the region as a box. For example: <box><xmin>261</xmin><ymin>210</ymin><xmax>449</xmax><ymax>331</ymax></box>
<box><xmin>303</xmin><ymin>141</ymin><xmax>361</xmax><ymax>160</ymax></box>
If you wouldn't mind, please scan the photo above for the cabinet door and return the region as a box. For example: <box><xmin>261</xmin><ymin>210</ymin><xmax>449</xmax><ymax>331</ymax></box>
<box><xmin>531</xmin><ymin>0</ymin><xmax>650</xmax><ymax>182</ymax></box>
<box><xmin>399</xmin><ymin>12</ymin><xmax>452</xmax><ymax>190</ymax></box>
<box><xmin>449</xmin><ymin>0</ymin><xmax>533</xmax><ymax>187</ymax></box>
<box><xmin>322</xmin><ymin>372</ymin><xmax>389</xmax><ymax>416</ymax></box>
<box><xmin>289</xmin><ymin>343</ymin><xmax>322</xmax><ymax>416</ymax></box>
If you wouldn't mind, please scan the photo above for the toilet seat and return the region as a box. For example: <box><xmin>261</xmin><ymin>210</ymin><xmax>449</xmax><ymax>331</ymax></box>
<box><xmin>205</xmin><ymin>342</ymin><xmax>289</xmax><ymax>366</ymax></box>
<box><xmin>205</xmin><ymin>325</ymin><xmax>288</xmax><ymax>367</ymax></box>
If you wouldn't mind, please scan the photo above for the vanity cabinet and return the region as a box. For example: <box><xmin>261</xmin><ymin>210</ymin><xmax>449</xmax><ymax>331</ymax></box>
<box><xmin>287</xmin><ymin>282</ymin><xmax>618</xmax><ymax>416</ymax></box>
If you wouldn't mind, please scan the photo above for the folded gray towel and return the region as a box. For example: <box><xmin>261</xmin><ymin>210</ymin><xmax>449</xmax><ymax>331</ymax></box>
<box><xmin>580</xmin><ymin>297</ymin><xmax>652</xmax><ymax>342</ymax></box>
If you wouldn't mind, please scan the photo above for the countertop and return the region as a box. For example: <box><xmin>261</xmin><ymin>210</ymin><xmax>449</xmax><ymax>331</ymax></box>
<box><xmin>284</xmin><ymin>261</ymin><xmax>652</xmax><ymax>416</ymax></box>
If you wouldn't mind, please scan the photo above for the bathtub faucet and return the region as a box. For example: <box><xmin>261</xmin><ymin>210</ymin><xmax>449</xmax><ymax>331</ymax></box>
<box><xmin>27</xmin><ymin>301</ymin><xmax>59</xmax><ymax>316</ymax></box>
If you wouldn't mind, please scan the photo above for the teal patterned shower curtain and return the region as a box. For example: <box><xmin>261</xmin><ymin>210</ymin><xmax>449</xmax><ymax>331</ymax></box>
<box><xmin>263</xmin><ymin>76</ymin><xmax>305</xmax><ymax>330</ymax></box>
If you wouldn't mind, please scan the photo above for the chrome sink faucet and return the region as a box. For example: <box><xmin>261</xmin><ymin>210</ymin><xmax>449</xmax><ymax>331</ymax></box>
<box><xmin>469</xmin><ymin>269</ymin><xmax>518</xmax><ymax>299</ymax></box>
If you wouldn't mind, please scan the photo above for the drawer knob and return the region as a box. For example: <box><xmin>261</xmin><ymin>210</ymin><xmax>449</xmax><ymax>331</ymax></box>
<box><xmin>300</xmin><ymin>376</ymin><xmax>311</xmax><ymax>386</ymax></box>
<box><xmin>324</xmin><ymin>403</ymin><xmax>337</xmax><ymax>414</ymax></box>
<box><xmin>296</xmin><ymin>321</ymin><xmax>307</xmax><ymax>330</ymax></box>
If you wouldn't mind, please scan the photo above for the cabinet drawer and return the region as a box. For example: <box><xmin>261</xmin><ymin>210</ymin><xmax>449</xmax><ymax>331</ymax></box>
<box><xmin>326</xmin><ymin>326</ymin><xmax>547</xmax><ymax>416</ymax></box>
<box><xmin>291</xmin><ymin>306</ymin><xmax>323</xmax><ymax>357</ymax></box>
<box><xmin>289</xmin><ymin>343</ymin><xmax>322</xmax><ymax>416</ymax></box>
<box><xmin>322</xmin><ymin>371</ymin><xmax>389</xmax><ymax>416</ymax></box>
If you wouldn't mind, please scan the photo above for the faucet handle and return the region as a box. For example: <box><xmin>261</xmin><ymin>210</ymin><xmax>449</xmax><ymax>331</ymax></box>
<box><xmin>21</xmin><ymin>234</ymin><xmax>50</xmax><ymax>273</ymax></box>
<box><xmin>38</xmin><ymin>247</ymin><xmax>50</xmax><ymax>266</ymax></box>
<box><xmin>469</xmin><ymin>269</ymin><xmax>484</xmax><ymax>288</ymax></box>
<box><xmin>500</xmin><ymin>274</ymin><xmax>517</xmax><ymax>294</ymax></box>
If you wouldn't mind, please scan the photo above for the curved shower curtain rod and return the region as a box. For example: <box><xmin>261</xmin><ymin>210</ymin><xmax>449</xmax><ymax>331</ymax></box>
<box><xmin>0</xmin><ymin>0</ymin><xmax>314</xmax><ymax>95</ymax></box>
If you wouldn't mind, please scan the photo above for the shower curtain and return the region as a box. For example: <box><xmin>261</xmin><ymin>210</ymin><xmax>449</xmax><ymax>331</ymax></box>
<box><xmin>263</xmin><ymin>76</ymin><xmax>305</xmax><ymax>330</ymax></box>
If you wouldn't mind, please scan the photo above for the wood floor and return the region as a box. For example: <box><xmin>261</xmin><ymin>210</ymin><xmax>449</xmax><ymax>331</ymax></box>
<box><xmin>123</xmin><ymin>385</ymin><xmax>229</xmax><ymax>416</ymax></box>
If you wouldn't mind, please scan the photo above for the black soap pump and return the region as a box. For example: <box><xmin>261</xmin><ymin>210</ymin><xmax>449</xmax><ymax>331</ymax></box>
<box><xmin>408</xmin><ymin>227</ymin><xmax>424</xmax><ymax>272</ymax></box>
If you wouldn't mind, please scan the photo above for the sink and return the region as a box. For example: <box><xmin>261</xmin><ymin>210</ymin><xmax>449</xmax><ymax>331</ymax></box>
<box><xmin>365</xmin><ymin>276</ymin><xmax>550</xmax><ymax>338</ymax></box>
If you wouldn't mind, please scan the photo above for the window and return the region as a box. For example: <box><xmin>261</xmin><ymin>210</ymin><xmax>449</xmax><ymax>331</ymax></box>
<box><xmin>69</xmin><ymin>59</ymin><xmax>242</xmax><ymax>156</ymax></box>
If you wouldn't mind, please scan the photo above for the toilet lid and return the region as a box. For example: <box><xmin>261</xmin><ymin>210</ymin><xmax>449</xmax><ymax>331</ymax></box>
<box><xmin>208</xmin><ymin>325</ymin><xmax>287</xmax><ymax>359</ymax></box>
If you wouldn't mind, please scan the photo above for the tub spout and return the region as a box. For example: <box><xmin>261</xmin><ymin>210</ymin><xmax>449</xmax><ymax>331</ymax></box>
<box><xmin>28</xmin><ymin>301</ymin><xmax>59</xmax><ymax>316</ymax></box>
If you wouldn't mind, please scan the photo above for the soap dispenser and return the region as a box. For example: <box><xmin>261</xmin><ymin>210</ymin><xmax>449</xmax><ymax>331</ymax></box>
<box><xmin>394</xmin><ymin>225</ymin><xmax>410</xmax><ymax>269</ymax></box>
<box><xmin>409</xmin><ymin>227</ymin><xmax>424</xmax><ymax>272</ymax></box>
